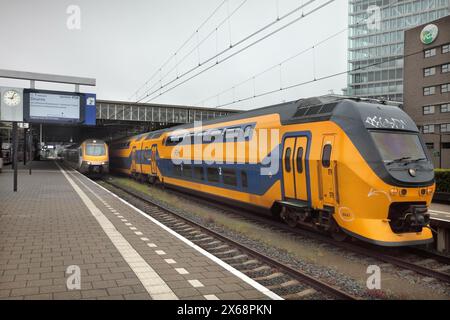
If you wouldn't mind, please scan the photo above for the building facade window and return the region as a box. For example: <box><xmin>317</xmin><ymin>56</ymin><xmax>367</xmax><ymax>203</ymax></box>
<box><xmin>443</xmin><ymin>43</ymin><xmax>450</xmax><ymax>54</ymax></box>
<box><xmin>426</xmin><ymin>142</ymin><xmax>434</xmax><ymax>149</ymax></box>
<box><xmin>423</xmin><ymin>124</ymin><xmax>435</xmax><ymax>133</ymax></box>
<box><xmin>424</xmin><ymin>48</ymin><xmax>436</xmax><ymax>58</ymax></box>
<box><xmin>442</xmin><ymin>84</ymin><xmax>450</xmax><ymax>93</ymax></box>
<box><xmin>441</xmin><ymin>123</ymin><xmax>450</xmax><ymax>133</ymax></box>
<box><xmin>442</xmin><ymin>64</ymin><xmax>450</xmax><ymax>73</ymax></box>
<box><xmin>423</xmin><ymin>105</ymin><xmax>435</xmax><ymax>114</ymax></box>
<box><xmin>424</xmin><ymin>67</ymin><xmax>436</xmax><ymax>77</ymax></box>
<box><xmin>423</xmin><ymin>86</ymin><xmax>436</xmax><ymax>96</ymax></box>
<box><xmin>441</xmin><ymin>104</ymin><xmax>450</xmax><ymax>113</ymax></box>
<box><xmin>442</xmin><ymin>143</ymin><xmax>450</xmax><ymax>149</ymax></box>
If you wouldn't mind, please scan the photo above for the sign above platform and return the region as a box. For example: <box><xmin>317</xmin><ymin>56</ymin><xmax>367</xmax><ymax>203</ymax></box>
<box><xmin>24</xmin><ymin>89</ymin><xmax>84</xmax><ymax>124</ymax></box>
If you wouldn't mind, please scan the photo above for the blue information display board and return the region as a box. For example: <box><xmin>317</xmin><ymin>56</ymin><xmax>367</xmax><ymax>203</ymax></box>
<box><xmin>23</xmin><ymin>89</ymin><xmax>96</xmax><ymax>125</ymax></box>
<box><xmin>24</xmin><ymin>89</ymin><xmax>84</xmax><ymax>124</ymax></box>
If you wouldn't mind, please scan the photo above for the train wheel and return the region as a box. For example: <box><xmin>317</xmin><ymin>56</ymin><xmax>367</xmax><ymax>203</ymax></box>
<box><xmin>330</xmin><ymin>218</ymin><xmax>348</xmax><ymax>242</ymax></box>
<box><xmin>280</xmin><ymin>207</ymin><xmax>298</xmax><ymax>228</ymax></box>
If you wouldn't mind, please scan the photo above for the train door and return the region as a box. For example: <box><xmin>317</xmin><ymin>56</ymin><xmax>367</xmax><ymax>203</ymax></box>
<box><xmin>131</xmin><ymin>146</ymin><xmax>137</xmax><ymax>173</ymax></box>
<box><xmin>282</xmin><ymin>136</ymin><xmax>309</xmax><ymax>201</ymax></box>
<box><xmin>319</xmin><ymin>135</ymin><xmax>336</xmax><ymax>206</ymax></box>
<box><xmin>293</xmin><ymin>137</ymin><xmax>308</xmax><ymax>201</ymax></box>
<box><xmin>282</xmin><ymin>137</ymin><xmax>296</xmax><ymax>199</ymax></box>
<box><xmin>151</xmin><ymin>144</ymin><xmax>157</xmax><ymax>175</ymax></box>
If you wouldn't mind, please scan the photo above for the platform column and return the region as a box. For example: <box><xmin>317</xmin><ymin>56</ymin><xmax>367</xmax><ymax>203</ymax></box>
<box><xmin>12</xmin><ymin>121</ymin><xmax>18</xmax><ymax>192</ymax></box>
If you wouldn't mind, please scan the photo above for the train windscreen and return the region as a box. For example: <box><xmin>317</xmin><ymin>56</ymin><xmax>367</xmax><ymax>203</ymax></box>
<box><xmin>370</xmin><ymin>132</ymin><xmax>427</xmax><ymax>162</ymax></box>
<box><xmin>85</xmin><ymin>144</ymin><xmax>106</xmax><ymax>156</ymax></box>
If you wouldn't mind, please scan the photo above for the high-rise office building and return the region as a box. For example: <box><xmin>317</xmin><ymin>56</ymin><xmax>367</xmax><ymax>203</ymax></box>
<box><xmin>347</xmin><ymin>0</ymin><xmax>449</xmax><ymax>101</ymax></box>
<box><xmin>404</xmin><ymin>15</ymin><xmax>450</xmax><ymax>168</ymax></box>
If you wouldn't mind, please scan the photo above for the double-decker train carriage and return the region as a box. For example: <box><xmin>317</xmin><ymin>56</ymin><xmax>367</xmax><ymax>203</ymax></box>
<box><xmin>63</xmin><ymin>139</ymin><xmax>109</xmax><ymax>176</ymax></box>
<box><xmin>109</xmin><ymin>96</ymin><xmax>435</xmax><ymax>246</ymax></box>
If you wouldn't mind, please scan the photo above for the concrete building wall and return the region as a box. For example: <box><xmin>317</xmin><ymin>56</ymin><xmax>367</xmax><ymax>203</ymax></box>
<box><xmin>404</xmin><ymin>15</ymin><xmax>450</xmax><ymax>168</ymax></box>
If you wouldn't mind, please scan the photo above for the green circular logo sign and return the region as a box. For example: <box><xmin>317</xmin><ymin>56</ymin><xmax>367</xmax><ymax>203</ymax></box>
<box><xmin>420</xmin><ymin>24</ymin><xmax>438</xmax><ymax>45</ymax></box>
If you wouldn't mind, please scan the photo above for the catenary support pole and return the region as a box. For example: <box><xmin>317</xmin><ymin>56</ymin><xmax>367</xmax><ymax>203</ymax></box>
<box><xmin>12</xmin><ymin>122</ymin><xmax>18</xmax><ymax>192</ymax></box>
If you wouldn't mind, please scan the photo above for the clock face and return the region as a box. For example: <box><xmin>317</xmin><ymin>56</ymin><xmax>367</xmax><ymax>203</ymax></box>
<box><xmin>3</xmin><ymin>90</ymin><xmax>21</xmax><ymax>106</ymax></box>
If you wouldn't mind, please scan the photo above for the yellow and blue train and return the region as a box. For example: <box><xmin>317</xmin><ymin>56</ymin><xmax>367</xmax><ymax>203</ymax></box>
<box><xmin>110</xmin><ymin>96</ymin><xmax>435</xmax><ymax>246</ymax></box>
<box><xmin>63</xmin><ymin>139</ymin><xmax>109</xmax><ymax>176</ymax></box>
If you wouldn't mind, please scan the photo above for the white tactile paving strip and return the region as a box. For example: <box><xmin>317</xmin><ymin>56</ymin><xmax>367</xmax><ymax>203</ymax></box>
<box><xmin>62</xmin><ymin>164</ymin><xmax>282</xmax><ymax>300</ymax></box>
<box><xmin>55</xmin><ymin>162</ymin><xmax>178</xmax><ymax>300</ymax></box>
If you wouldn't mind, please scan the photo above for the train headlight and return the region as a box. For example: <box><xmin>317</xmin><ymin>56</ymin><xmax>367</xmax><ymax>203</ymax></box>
<box><xmin>389</xmin><ymin>188</ymin><xmax>398</xmax><ymax>196</ymax></box>
<box><xmin>427</xmin><ymin>187</ymin><xmax>433</xmax><ymax>195</ymax></box>
<box><xmin>408</xmin><ymin>168</ymin><xmax>416</xmax><ymax>177</ymax></box>
<box><xmin>87</xmin><ymin>161</ymin><xmax>91</xmax><ymax>165</ymax></box>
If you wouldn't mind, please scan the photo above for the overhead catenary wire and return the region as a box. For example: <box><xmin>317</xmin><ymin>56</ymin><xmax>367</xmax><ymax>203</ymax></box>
<box><xmin>136</xmin><ymin>0</ymin><xmax>322</xmax><ymax>103</ymax></box>
<box><xmin>140</xmin><ymin>0</ymin><xmax>335</xmax><ymax>104</ymax></box>
<box><xmin>212</xmin><ymin>46</ymin><xmax>429</xmax><ymax>109</ymax></box>
<box><xmin>197</xmin><ymin>26</ymin><xmax>347</xmax><ymax>105</ymax></box>
<box><xmin>136</xmin><ymin>0</ymin><xmax>249</xmax><ymax>102</ymax></box>
<box><xmin>129</xmin><ymin>0</ymin><xmax>228</xmax><ymax>101</ymax></box>
<box><xmin>197</xmin><ymin>2</ymin><xmax>401</xmax><ymax>107</ymax></box>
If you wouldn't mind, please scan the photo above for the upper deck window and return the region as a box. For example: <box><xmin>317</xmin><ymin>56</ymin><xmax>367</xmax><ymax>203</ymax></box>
<box><xmin>85</xmin><ymin>144</ymin><xmax>106</xmax><ymax>156</ymax></box>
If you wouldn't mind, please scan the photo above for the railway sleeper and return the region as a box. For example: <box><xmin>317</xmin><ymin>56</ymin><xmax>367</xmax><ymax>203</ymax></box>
<box><xmin>253</xmin><ymin>272</ymin><xmax>284</xmax><ymax>281</ymax></box>
<box><xmin>221</xmin><ymin>254</ymin><xmax>248</xmax><ymax>261</ymax></box>
<box><xmin>283</xmin><ymin>288</ymin><xmax>318</xmax><ymax>300</ymax></box>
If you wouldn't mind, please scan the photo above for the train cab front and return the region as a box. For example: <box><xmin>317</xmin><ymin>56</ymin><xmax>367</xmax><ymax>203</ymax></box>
<box><xmin>370</xmin><ymin>130</ymin><xmax>434</xmax><ymax>240</ymax></box>
<box><xmin>81</xmin><ymin>140</ymin><xmax>109</xmax><ymax>176</ymax></box>
<box><xmin>331</xmin><ymin>100</ymin><xmax>435</xmax><ymax>246</ymax></box>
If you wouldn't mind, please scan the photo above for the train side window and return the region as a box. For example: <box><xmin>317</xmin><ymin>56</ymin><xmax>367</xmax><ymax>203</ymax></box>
<box><xmin>223</xmin><ymin>169</ymin><xmax>237</xmax><ymax>186</ymax></box>
<box><xmin>322</xmin><ymin>144</ymin><xmax>332</xmax><ymax>168</ymax></box>
<box><xmin>207</xmin><ymin>167</ymin><xmax>220</xmax><ymax>183</ymax></box>
<box><xmin>194</xmin><ymin>166</ymin><xmax>204</xmax><ymax>180</ymax></box>
<box><xmin>284</xmin><ymin>147</ymin><xmax>292</xmax><ymax>172</ymax></box>
<box><xmin>296</xmin><ymin>147</ymin><xmax>304</xmax><ymax>173</ymax></box>
<box><xmin>241</xmin><ymin>171</ymin><xmax>248</xmax><ymax>188</ymax></box>
<box><xmin>183</xmin><ymin>164</ymin><xmax>192</xmax><ymax>177</ymax></box>
<box><xmin>174</xmin><ymin>164</ymin><xmax>182</xmax><ymax>176</ymax></box>
<box><xmin>243</xmin><ymin>126</ymin><xmax>253</xmax><ymax>139</ymax></box>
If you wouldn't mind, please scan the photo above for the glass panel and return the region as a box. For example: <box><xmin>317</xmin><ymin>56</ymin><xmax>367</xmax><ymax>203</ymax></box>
<box><xmin>207</xmin><ymin>167</ymin><xmax>220</xmax><ymax>183</ymax></box>
<box><xmin>370</xmin><ymin>132</ymin><xmax>426</xmax><ymax>162</ymax></box>
<box><xmin>85</xmin><ymin>144</ymin><xmax>105</xmax><ymax>156</ymax></box>
<box><xmin>241</xmin><ymin>171</ymin><xmax>248</xmax><ymax>188</ymax></box>
<box><xmin>296</xmin><ymin>147</ymin><xmax>304</xmax><ymax>173</ymax></box>
<box><xmin>322</xmin><ymin>145</ymin><xmax>332</xmax><ymax>168</ymax></box>
<box><xmin>284</xmin><ymin>148</ymin><xmax>292</xmax><ymax>172</ymax></box>
<box><xmin>223</xmin><ymin>169</ymin><xmax>237</xmax><ymax>186</ymax></box>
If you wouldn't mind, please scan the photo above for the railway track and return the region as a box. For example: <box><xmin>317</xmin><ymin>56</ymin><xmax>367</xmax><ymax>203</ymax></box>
<box><xmin>99</xmin><ymin>179</ymin><xmax>357</xmax><ymax>300</ymax></box>
<box><xmin>106</xmin><ymin>176</ymin><xmax>450</xmax><ymax>286</ymax></box>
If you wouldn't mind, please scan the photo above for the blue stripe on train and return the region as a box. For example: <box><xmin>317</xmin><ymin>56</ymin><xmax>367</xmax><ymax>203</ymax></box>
<box><xmin>111</xmin><ymin>145</ymin><xmax>282</xmax><ymax>196</ymax></box>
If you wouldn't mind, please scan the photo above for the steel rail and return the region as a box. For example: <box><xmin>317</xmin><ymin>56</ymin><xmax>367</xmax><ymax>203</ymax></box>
<box><xmin>101</xmin><ymin>179</ymin><xmax>357</xmax><ymax>300</ymax></box>
<box><xmin>125</xmin><ymin>179</ymin><xmax>450</xmax><ymax>284</ymax></box>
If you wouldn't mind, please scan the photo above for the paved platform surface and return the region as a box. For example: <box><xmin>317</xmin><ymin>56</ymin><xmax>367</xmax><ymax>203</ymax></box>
<box><xmin>0</xmin><ymin>161</ymin><xmax>277</xmax><ymax>300</ymax></box>
<box><xmin>430</xmin><ymin>203</ymin><xmax>450</xmax><ymax>222</ymax></box>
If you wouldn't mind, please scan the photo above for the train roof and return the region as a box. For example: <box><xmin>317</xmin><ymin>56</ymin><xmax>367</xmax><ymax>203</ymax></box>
<box><xmin>111</xmin><ymin>95</ymin><xmax>417</xmax><ymax>143</ymax></box>
<box><xmin>82</xmin><ymin>139</ymin><xmax>107</xmax><ymax>144</ymax></box>
<box><xmin>162</xmin><ymin>95</ymin><xmax>417</xmax><ymax>134</ymax></box>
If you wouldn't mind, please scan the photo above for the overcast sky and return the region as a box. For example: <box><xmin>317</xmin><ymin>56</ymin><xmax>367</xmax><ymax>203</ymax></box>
<box><xmin>0</xmin><ymin>0</ymin><xmax>348</xmax><ymax>110</ymax></box>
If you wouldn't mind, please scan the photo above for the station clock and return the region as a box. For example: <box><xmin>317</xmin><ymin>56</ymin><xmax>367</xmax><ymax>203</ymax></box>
<box><xmin>3</xmin><ymin>89</ymin><xmax>22</xmax><ymax>106</ymax></box>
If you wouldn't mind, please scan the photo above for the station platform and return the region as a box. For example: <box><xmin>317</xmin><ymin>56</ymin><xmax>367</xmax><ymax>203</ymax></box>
<box><xmin>430</xmin><ymin>203</ymin><xmax>450</xmax><ymax>222</ymax></box>
<box><xmin>0</xmin><ymin>161</ymin><xmax>279</xmax><ymax>300</ymax></box>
